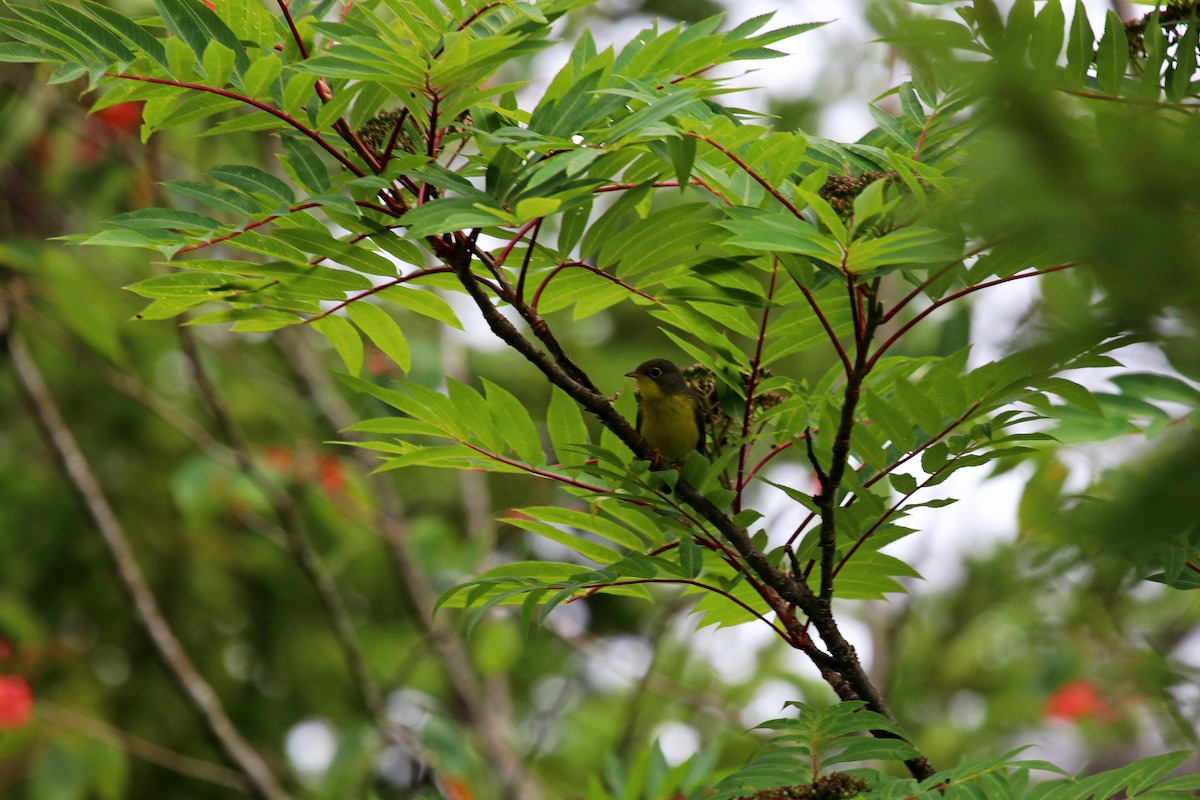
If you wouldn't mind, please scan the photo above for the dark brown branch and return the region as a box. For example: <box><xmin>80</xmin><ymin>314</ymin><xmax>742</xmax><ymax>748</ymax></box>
<box><xmin>812</xmin><ymin>280</ymin><xmax>878</xmax><ymax>602</ymax></box>
<box><xmin>465</xmin><ymin>244</ymin><xmax>604</xmax><ymax>394</ymax></box>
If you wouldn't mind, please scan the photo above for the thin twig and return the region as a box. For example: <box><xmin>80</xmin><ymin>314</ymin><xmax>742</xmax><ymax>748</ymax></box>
<box><xmin>106</xmin><ymin>73</ymin><xmax>365</xmax><ymax>177</ymax></box>
<box><xmin>1058</xmin><ymin>85</ymin><xmax>1200</xmax><ymax>109</ymax></box>
<box><xmin>529</xmin><ymin>261</ymin><xmax>660</xmax><ymax>313</ymax></box>
<box><xmin>684</xmin><ymin>132</ymin><xmax>805</xmax><ymax>218</ymax></box>
<box><xmin>39</xmin><ymin>701</ymin><xmax>251</xmax><ymax>793</ymax></box>
<box><xmin>739</xmin><ymin>438</ymin><xmax>798</xmax><ymax>491</ymax></box>
<box><xmin>791</xmin><ymin>274</ymin><xmax>852</xmax><ymax>375</ymax></box>
<box><xmin>868</xmin><ymin>263</ymin><xmax>1077</xmax><ymax>370</ymax></box>
<box><xmin>734</xmin><ymin>260</ymin><xmax>780</xmax><ymax>512</ymax></box>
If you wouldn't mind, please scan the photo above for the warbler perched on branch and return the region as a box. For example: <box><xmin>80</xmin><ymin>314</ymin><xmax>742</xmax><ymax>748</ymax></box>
<box><xmin>625</xmin><ymin>358</ymin><xmax>707</xmax><ymax>463</ymax></box>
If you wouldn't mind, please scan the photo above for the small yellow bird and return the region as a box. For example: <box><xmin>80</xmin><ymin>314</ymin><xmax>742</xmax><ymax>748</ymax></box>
<box><xmin>625</xmin><ymin>358</ymin><xmax>707</xmax><ymax>463</ymax></box>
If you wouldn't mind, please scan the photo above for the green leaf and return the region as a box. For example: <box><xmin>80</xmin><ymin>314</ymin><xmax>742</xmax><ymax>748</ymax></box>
<box><xmin>795</xmin><ymin>179</ymin><xmax>849</xmax><ymax>245</ymax></box>
<box><xmin>156</xmin><ymin>0</ymin><xmax>249</xmax><ymax>77</ymax></box>
<box><xmin>209</xmin><ymin>164</ymin><xmax>295</xmax><ymax>204</ymax></box>
<box><xmin>719</xmin><ymin>209</ymin><xmax>842</xmax><ymax>266</ymax></box>
<box><xmin>835</xmin><ymin>551</ymin><xmax>919</xmax><ymax>599</ymax></box>
<box><xmin>201</xmin><ymin>40</ymin><xmax>235</xmax><ymax>87</ymax></box>
<box><xmin>243</xmin><ymin>53</ymin><xmax>283</xmax><ymax>99</ymax></box>
<box><xmin>897</xmin><ymin>82</ymin><xmax>925</xmax><ymax>127</ymax></box>
<box><xmin>1005</xmin><ymin>0</ymin><xmax>1035</xmax><ymax>58</ymax></box>
<box><xmin>348</xmin><ymin>417</ymin><xmax>444</xmax><ymax>438</ymax></box>
<box><xmin>437</xmin><ymin>562</ymin><xmax>610</xmax><ymax>610</ymax></box>
<box><xmin>80</xmin><ymin>0</ymin><xmax>166</xmax><ymax>67</ymax></box>
<box><xmin>282</xmin><ymin>71</ymin><xmax>314</xmax><ymax>116</ymax></box>
<box><xmin>348</xmin><ymin>302</ymin><xmax>411</xmax><ymax>372</ymax></box>
<box><xmin>598</xmin><ymin>203</ymin><xmax>713</xmax><ymax>277</ymax></box>
<box><xmin>678</xmin><ymin>533</ymin><xmax>704</xmax><ymax>578</ymax></box>
<box><xmin>446</xmin><ymin>379</ymin><xmax>501</xmax><ymax>452</ymax></box>
<box><xmin>692</xmin><ymin>577</ymin><xmax>768</xmax><ymax>629</ymax></box>
<box><xmin>1169</xmin><ymin>23</ymin><xmax>1198</xmax><ymax>102</ymax></box>
<box><xmin>1141</xmin><ymin>11</ymin><xmax>1166</xmax><ymax>98</ymax></box>
<box><xmin>192</xmin><ymin>308</ymin><xmax>300</xmax><ymax>331</ymax></box>
<box><xmin>892</xmin><ymin>377</ymin><xmax>943</xmax><ymax>437</ymax></box>
<box><xmin>868</xmin><ymin>103</ymin><xmax>916</xmax><ymax>149</ymax></box>
<box><xmin>513</xmin><ymin>197</ymin><xmax>562</xmax><ymax>223</ymax></box>
<box><xmin>212</xmin><ymin>0</ymin><xmax>278</xmax><ymax>45</ymax></box>
<box><xmin>688</xmin><ymin>301</ymin><xmax>761</xmax><ymax>339</ymax></box>
<box><xmin>151</xmin><ymin>93</ymin><xmax>243</xmax><ymax>133</ymax></box>
<box><xmin>1031</xmin><ymin>0</ymin><xmax>1065</xmax><ymax>70</ymax></box>
<box><xmin>603</xmin><ymin>87</ymin><xmax>700</xmax><ymax>144</ymax></box>
<box><xmin>376</xmin><ymin>444</ymin><xmax>488</xmax><ymax>471</ymax></box>
<box><xmin>484</xmin><ymin>380</ymin><xmax>544</xmax><ymax>465</ymax></box>
<box><xmin>375</xmin><ymin>285</ymin><xmax>462</xmax><ymax>329</ymax></box>
<box><xmin>0</xmin><ymin>41</ymin><xmax>62</xmax><ymax>63</ymax></box>
<box><xmin>1042</xmin><ymin>376</ymin><xmax>1103</xmax><ymax>416</ymax></box>
<box><xmin>1095</xmin><ymin>11</ymin><xmax>1128</xmax><ymax>95</ymax></box>
<box><xmin>281</xmin><ymin>135</ymin><xmax>332</xmax><ymax>193</ymax></box>
<box><xmin>42</xmin><ymin>1</ymin><xmax>134</xmax><ymax>63</ymax></box>
<box><xmin>216</xmin><ymin>231</ymin><xmax>308</xmax><ymax>264</ymax></box>
<box><xmin>521</xmin><ymin>507</ymin><xmax>643</xmax><ymax>553</ymax></box>
<box><xmin>973</xmin><ymin>0</ymin><xmax>1005</xmax><ymax>53</ymax></box>
<box><xmin>820</xmin><ymin>736</ymin><xmax>919</xmax><ymax>768</ymax></box>
<box><xmin>1065</xmin><ymin>0</ymin><xmax>1094</xmax><ymax>86</ymax></box>
<box><xmin>6</xmin><ymin>6</ymin><xmax>102</xmax><ymax>64</ymax></box>
<box><xmin>316</xmin><ymin>84</ymin><xmax>359</xmax><ymax>132</ymax></box>
<box><xmin>889</xmin><ymin>472</ymin><xmax>918</xmax><ymax>495</ymax></box>
<box><xmin>164</xmin><ymin>36</ymin><xmax>196</xmax><ymax>83</ymax></box>
<box><xmin>400</xmin><ymin>197</ymin><xmax>509</xmax><ymax>238</ymax></box>
<box><xmin>161</xmin><ymin>180</ymin><xmax>262</xmax><ymax>216</ymax></box>
<box><xmin>311</xmin><ymin>314</ymin><xmax>363</xmax><ymax>376</ymax></box>
<box><xmin>272</xmin><ymin>228</ymin><xmax>397</xmax><ymax>276</ymax></box>
<box><xmin>1110</xmin><ymin>372</ymin><xmax>1200</xmax><ymax>406</ymax></box>
<box><xmin>108</xmin><ymin>208</ymin><xmax>221</xmax><ymax>232</ymax></box>
<box><xmin>547</xmin><ymin>389</ymin><xmax>590</xmax><ymax>469</ymax></box>
<box><xmin>846</xmin><ymin>226</ymin><xmax>960</xmax><ymax>276</ymax></box>
<box><xmin>503</xmin><ymin>514</ymin><xmax>624</xmax><ymax>565</ymax></box>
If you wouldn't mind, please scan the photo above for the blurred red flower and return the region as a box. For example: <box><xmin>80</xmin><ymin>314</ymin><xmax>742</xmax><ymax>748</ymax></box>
<box><xmin>1044</xmin><ymin>678</ymin><xmax>1109</xmax><ymax>722</ymax></box>
<box><xmin>0</xmin><ymin>675</ymin><xmax>33</xmax><ymax>730</ymax></box>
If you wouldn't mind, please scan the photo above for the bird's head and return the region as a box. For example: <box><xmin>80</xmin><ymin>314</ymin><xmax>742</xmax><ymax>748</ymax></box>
<box><xmin>625</xmin><ymin>358</ymin><xmax>688</xmax><ymax>399</ymax></box>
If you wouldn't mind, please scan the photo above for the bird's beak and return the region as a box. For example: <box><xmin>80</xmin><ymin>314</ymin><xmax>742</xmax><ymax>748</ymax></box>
<box><xmin>624</xmin><ymin>370</ymin><xmax>638</xmax><ymax>378</ymax></box>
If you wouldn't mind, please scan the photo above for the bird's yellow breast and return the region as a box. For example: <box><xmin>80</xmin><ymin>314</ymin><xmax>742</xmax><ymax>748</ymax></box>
<box><xmin>635</xmin><ymin>377</ymin><xmax>701</xmax><ymax>462</ymax></box>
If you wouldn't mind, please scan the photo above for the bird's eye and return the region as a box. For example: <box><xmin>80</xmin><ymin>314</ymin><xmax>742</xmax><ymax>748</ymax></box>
<box><xmin>649</xmin><ymin>367</ymin><xmax>661</xmax><ymax>378</ymax></box>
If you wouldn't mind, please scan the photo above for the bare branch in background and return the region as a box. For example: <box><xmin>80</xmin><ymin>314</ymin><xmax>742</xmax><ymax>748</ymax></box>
<box><xmin>176</xmin><ymin>324</ymin><xmax>385</xmax><ymax>726</ymax></box>
<box><xmin>1</xmin><ymin>300</ymin><xmax>292</xmax><ymax>800</ymax></box>
<box><xmin>38</xmin><ymin>701</ymin><xmax>251</xmax><ymax>793</ymax></box>
<box><xmin>276</xmin><ymin>328</ymin><xmax>542</xmax><ymax>800</ymax></box>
